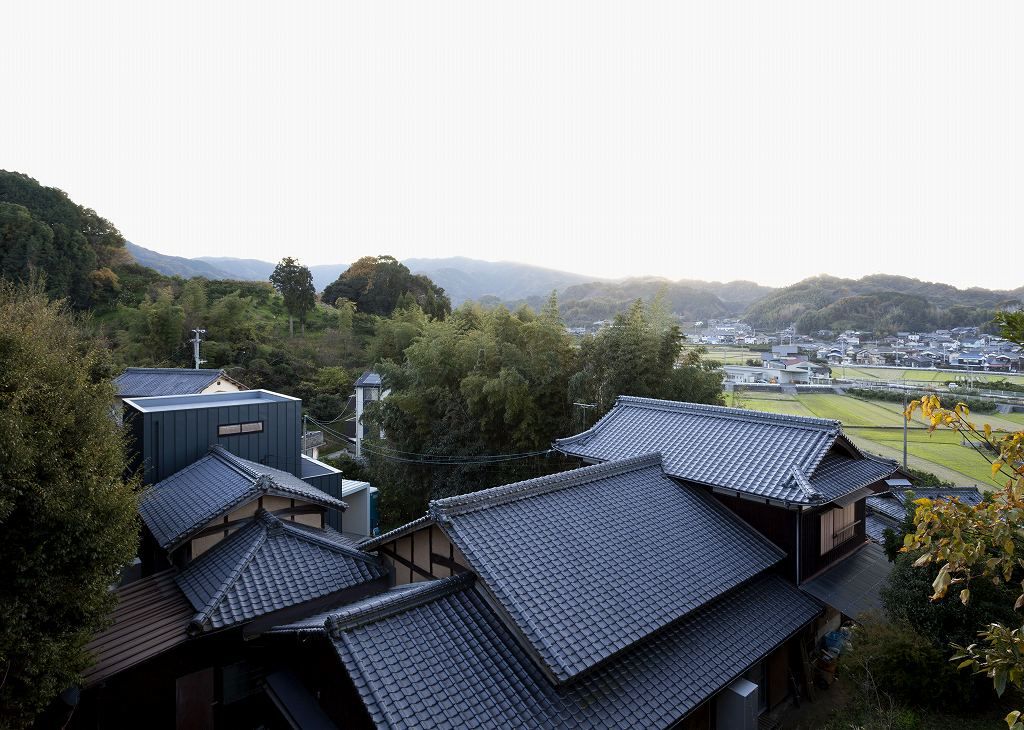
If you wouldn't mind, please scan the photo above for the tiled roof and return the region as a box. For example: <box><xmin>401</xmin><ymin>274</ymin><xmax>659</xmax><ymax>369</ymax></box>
<box><xmin>808</xmin><ymin>452</ymin><xmax>898</xmax><ymax>502</ymax></box>
<box><xmin>426</xmin><ymin>454</ymin><xmax>784</xmax><ymax>682</ymax></box>
<box><xmin>865</xmin><ymin>513</ymin><xmax>898</xmax><ymax>543</ymax></box>
<box><xmin>899</xmin><ymin>487</ymin><xmax>984</xmax><ymax>506</ymax></box>
<box><xmin>866</xmin><ymin>487</ymin><xmax>984</xmax><ymax>542</ymax></box>
<box><xmin>139</xmin><ymin>445</ymin><xmax>347</xmax><ymax>551</ymax></box>
<box><xmin>555</xmin><ymin>396</ymin><xmax>898</xmax><ymax>505</ymax></box>
<box><xmin>801</xmin><ymin>543</ymin><xmax>892</xmax><ymax>618</ymax></box>
<box><xmin>115</xmin><ymin>367</ymin><xmax>230</xmax><ymax>397</ymax></box>
<box><xmin>266</xmin><ymin>584</ymin><xmax>427</xmax><ymax>635</ymax></box>
<box><xmin>82</xmin><ymin>569</ymin><xmax>193</xmax><ymax>686</ymax></box>
<box><xmin>323</xmin><ymin>573</ymin><xmax>820</xmax><ymax>729</ymax></box>
<box><xmin>866</xmin><ymin>494</ymin><xmax>906</xmax><ymax>523</ymax></box>
<box><xmin>177</xmin><ymin>510</ymin><xmax>387</xmax><ymax>633</ymax></box>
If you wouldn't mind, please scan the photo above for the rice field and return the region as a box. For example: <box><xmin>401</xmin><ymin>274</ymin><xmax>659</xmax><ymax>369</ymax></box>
<box><xmin>726</xmin><ymin>390</ymin><xmax>1017</xmax><ymax>488</ymax></box>
<box><xmin>830</xmin><ymin>365</ymin><xmax>1024</xmax><ymax>386</ymax></box>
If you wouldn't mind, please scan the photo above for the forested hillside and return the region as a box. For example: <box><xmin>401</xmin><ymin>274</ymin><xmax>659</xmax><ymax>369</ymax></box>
<box><xmin>743</xmin><ymin>274</ymin><xmax>1023</xmax><ymax>334</ymax></box>
<box><xmin>0</xmin><ymin>171</ymin><xmax>130</xmax><ymax>308</ymax></box>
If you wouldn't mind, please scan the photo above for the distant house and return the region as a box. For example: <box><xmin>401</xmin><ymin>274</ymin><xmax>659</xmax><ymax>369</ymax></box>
<box><xmin>114</xmin><ymin>367</ymin><xmax>245</xmax><ymax>400</ymax></box>
<box><xmin>725</xmin><ymin>364</ymin><xmax>809</xmax><ymax>384</ymax></box>
<box><xmin>951</xmin><ymin>351</ymin><xmax>987</xmax><ymax>368</ymax></box>
<box><xmin>866</xmin><ymin>486</ymin><xmax>983</xmax><ymax>543</ymax></box>
<box><xmin>772</xmin><ymin>344</ymin><xmax>800</xmax><ymax>358</ymax></box>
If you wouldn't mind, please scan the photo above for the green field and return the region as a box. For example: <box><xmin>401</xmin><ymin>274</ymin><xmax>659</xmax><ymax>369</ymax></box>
<box><xmin>828</xmin><ymin>365</ymin><xmax>1024</xmax><ymax>386</ymax></box>
<box><xmin>726</xmin><ymin>390</ymin><xmax>1016</xmax><ymax>488</ymax></box>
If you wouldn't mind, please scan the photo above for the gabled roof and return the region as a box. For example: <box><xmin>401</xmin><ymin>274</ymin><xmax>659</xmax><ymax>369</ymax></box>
<box><xmin>115</xmin><ymin>367</ymin><xmax>236</xmax><ymax>397</ymax></box>
<box><xmin>177</xmin><ymin>510</ymin><xmax>387</xmax><ymax>633</ymax></box>
<box><xmin>139</xmin><ymin>445</ymin><xmax>347</xmax><ymax>551</ymax></box>
<box><xmin>82</xmin><ymin>569</ymin><xmax>193</xmax><ymax>687</ymax></box>
<box><xmin>425</xmin><ymin>454</ymin><xmax>784</xmax><ymax>682</ymax></box>
<box><xmin>354</xmin><ymin>371</ymin><xmax>382</xmax><ymax>387</ymax></box>
<box><xmin>555</xmin><ymin>397</ymin><xmax>898</xmax><ymax>505</ymax></box>
<box><xmin>315</xmin><ymin>573</ymin><xmax>820</xmax><ymax>729</ymax></box>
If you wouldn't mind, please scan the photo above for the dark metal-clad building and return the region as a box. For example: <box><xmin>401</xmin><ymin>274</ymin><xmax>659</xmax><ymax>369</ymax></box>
<box><xmin>123</xmin><ymin>390</ymin><xmax>304</xmax><ymax>484</ymax></box>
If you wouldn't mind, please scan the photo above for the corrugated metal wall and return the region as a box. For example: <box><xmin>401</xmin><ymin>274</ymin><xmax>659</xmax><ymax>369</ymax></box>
<box><xmin>128</xmin><ymin>399</ymin><xmax>303</xmax><ymax>485</ymax></box>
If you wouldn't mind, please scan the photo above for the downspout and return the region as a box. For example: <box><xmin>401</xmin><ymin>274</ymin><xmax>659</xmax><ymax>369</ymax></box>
<box><xmin>795</xmin><ymin>508</ymin><xmax>801</xmax><ymax>585</ymax></box>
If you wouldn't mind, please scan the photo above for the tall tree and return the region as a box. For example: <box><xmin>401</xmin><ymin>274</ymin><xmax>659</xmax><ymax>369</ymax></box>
<box><xmin>270</xmin><ymin>256</ymin><xmax>316</xmax><ymax>336</ymax></box>
<box><xmin>366</xmin><ymin>303</ymin><xmax>578</xmax><ymax>525</ymax></box>
<box><xmin>569</xmin><ymin>298</ymin><xmax>724</xmax><ymax>417</ymax></box>
<box><xmin>0</xmin><ymin>282</ymin><xmax>138</xmax><ymax>726</ymax></box>
<box><xmin>322</xmin><ymin>255</ymin><xmax>451</xmax><ymax>320</ymax></box>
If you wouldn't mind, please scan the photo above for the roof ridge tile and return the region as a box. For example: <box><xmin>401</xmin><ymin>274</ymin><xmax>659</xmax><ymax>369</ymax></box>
<box><xmin>429</xmin><ymin>453</ymin><xmax>663</xmax><ymax>519</ymax></box>
<box><xmin>612</xmin><ymin>396</ymin><xmax>841</xmax><ymax>430</ymax></box>
<box><xmin>327</xmin><ymin>574</ymin><xmax>474</xmax><ymax>636</ymax></box>
<box><xmin>186</xmin><ymin>514</ymin><xmax>271</xmax><ymax>634</ymax></box>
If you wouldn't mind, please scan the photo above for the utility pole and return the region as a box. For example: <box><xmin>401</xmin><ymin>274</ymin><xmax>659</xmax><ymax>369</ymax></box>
<box><xmin>573</xmin><ymin>402</ymin><xmax>597</xmax><ymax>431</ymax></box>
<box><xmin>191</xmin><ymin>329</ymin><xmax>206</xmax><ymax>370</ymax></box>
<box><xmin>902</xmin><ymin>382</ymin><xmax>908</xmax><ymax>470</ymax></box>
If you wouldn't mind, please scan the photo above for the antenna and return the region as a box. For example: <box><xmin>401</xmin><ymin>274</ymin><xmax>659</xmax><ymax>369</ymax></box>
<box><xmin>191</xmin><ymin>329</ymin><xmax>207</xmax><ymax>370</ymax></box>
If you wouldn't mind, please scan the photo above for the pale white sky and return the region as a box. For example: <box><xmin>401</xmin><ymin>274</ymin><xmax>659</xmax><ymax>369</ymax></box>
<box><xmin>3</xmin><ymin>2</ymin><xmax>1021</xmax><ymax>289</ymax></box>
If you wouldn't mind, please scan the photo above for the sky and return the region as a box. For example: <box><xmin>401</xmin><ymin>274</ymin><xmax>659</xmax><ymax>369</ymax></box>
<box><xmin>2</xmin><ymin>1</ymin><xmax>1022</xmax><ymax>289</ymax></box>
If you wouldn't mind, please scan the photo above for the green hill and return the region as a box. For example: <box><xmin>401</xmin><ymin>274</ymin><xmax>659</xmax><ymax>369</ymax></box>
<box><xmin>0</xmin><ymin>171</ymin><xmax>130</xmax><ymax>307</ymax></box>
<box><xmin>744</xmin><ymin>274</ymin><xmax>1023</xmax><ymax>334</ymax></box>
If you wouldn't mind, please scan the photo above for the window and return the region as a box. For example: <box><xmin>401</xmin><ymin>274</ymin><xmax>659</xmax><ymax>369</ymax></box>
<box><xmin>820</xmin><ymin>503</ymin><xmax>857</xmax><ymax>555</ymax></box>
<box><xmin>218</xmin><ymin>421</ymin><xmax>263</xmax><ymax>437</ymax></box>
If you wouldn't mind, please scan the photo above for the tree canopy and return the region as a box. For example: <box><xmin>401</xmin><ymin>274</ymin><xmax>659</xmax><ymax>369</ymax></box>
<box><xmin>270</xmin><ymin>256</ymin><xmax>316</xmax><ymax>336</ymax></box>
<box><xmin>0</xmin><ymin>171</ymin><xmax>130</xmax><ymax>308</ymax></box>
<box><xmin>365</xmin><ymin>295</ymin><xmax>723</xmax><ymax>526</ymax></box>
<box><xmin>322</xmin><ymin>255</ymin><xmax>451</xmax><ymax>320</ymax></box>
<box><xmin>0</xmin><ymin>282</ymin><xmax>138</xmax><ymax>726</ymax></box>
<box><xmin>570</xmin><ymin>296</ymin><xmax>724</xmax><ymax>417</ymax></box>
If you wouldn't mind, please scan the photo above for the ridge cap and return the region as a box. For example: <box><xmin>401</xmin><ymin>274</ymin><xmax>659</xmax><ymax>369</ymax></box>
<box><xmin>429</xmin><ymin>453</ymin><xmax>663</xmax><ymax>520</ymax></box>
<box><xmin>326</xmin><ymin>574</ymin><xmax>474</xmax><ymax>636</ymax></box>
<box><xmin>184</xmin><ymin>514</ymin><xmax>270</xmax><ymax>634</ymax></box>
<box><xmin>613</xmin><ymin>396</ymin><xmax>842</xmax><ymax>429</ymax></box>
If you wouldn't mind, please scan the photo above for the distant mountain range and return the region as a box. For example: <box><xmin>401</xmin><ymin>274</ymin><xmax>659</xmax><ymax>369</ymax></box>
<box><xmin>126</xmin><ymin>242</ymin><xmax>1023</xmax><ymax>334</ymax></box>
<box><xmin>127</xmin><ymin>243</ymin><xmax>601</xmax><ymax>302</ymax></box>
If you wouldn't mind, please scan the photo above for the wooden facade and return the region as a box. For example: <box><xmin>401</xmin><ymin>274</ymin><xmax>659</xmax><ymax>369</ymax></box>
<box><xmin>713</xmin><ymin>492</ymin><xmax>868</xmax><ymax>583</ymax></box>
<box><xmin>187</xmin><ymin>495</ymin><xmax>324</xmax><ymax>559</ymax></box>
<box><xmin>373</xmin><ymin>523</ymin><xmax>472</xmax><ymax>584</ymax></box>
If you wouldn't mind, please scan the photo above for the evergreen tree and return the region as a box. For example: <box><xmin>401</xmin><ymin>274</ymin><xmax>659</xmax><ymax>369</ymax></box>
<box><xmin>0</xmin><ymin>282</ymin><xmax>138</xmax><ymax>726</ymax></box>
<box><xmin>270</xmin><ymin>257</ymin><xmax>316</xmax><ymax>336</ymax></box>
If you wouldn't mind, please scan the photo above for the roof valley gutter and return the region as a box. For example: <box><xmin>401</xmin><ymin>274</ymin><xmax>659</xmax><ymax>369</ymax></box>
<box><xmin>710</xmin><ymin>485</ymin><xmax>804</xmax><ymax>511</ymax></box>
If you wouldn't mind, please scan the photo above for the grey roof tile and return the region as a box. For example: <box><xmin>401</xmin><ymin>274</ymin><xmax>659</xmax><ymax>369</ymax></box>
<box><xmin>555</xmin><ymin>396</ymin><xmax>898</xmax><ymax>505</ymax></box>
<box><xmin>115</xmin><ymin>367</ymin><xmax>230</xmax><ymax>397</ymax></box>
<box><xmin>323</xmin><ymin>573</ymin><xmax>820</xmax><ymax>729</ymax></box>
<box><xmin>177</xmin><ymin>510</ymin><xmax>387</xmax><ymax>633</ymax></box>
<box><xmin>866</xmin><ymin>493</ymin><xmax>907</xmax><ymax>523</ymax></box>
<box><xmin>139</xmin><ymin>445</ymin><xmax>347</xmax><ymax>550</ymax></box>
<box><xmin>898</xmin><ymin>487</ymin><xmax>984</xmax><ymax>506</ymax></box>
<box><xmin>865</xmin><ymin>513</ymin><xmax>898</xmax><ymax>543</ymax></box>
<box><xmin>427</xmin><ymin>454</ymin><xmax>784</xmax><ymax>682</ymax></box>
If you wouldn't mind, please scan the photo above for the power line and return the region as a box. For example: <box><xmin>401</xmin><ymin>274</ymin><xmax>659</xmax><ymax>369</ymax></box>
<box><xmin>305</xmin><ymin>415</ymin><xmax>555</xmax><ymax>465</ymax></box>
<box><xmin>359</xmin><ymin>442</ymin><xmax>555</xmax><ymax>466</ymax></box>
